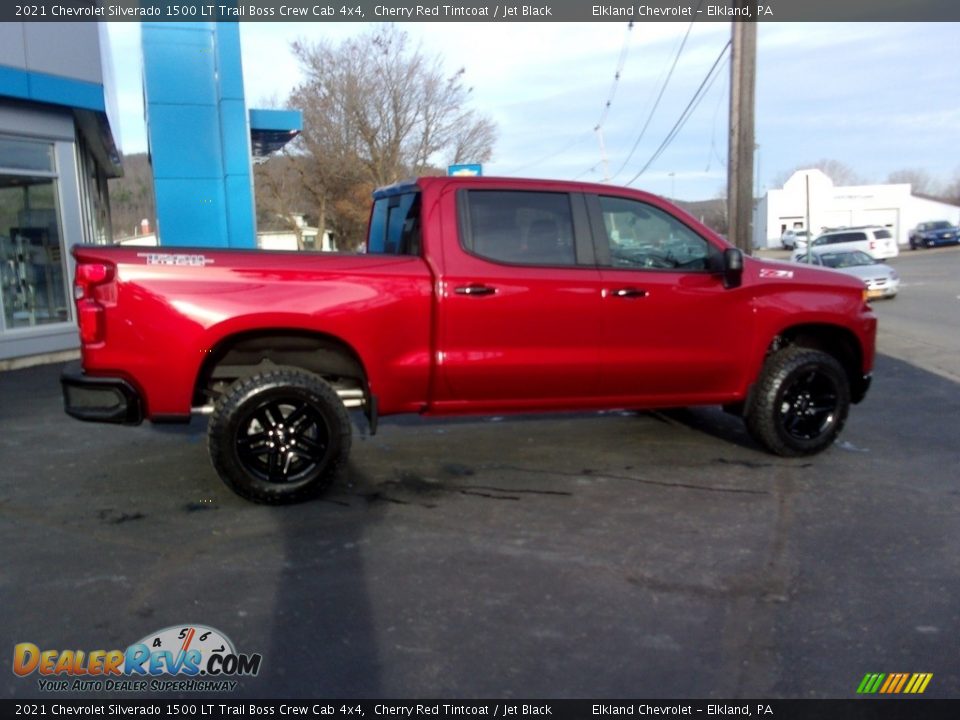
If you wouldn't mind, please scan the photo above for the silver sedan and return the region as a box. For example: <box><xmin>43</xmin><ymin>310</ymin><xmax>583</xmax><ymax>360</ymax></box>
<box><xmin>791</xmin><ymin>249</ymin><xmax>900</xmax><ymax>299</ymax></box>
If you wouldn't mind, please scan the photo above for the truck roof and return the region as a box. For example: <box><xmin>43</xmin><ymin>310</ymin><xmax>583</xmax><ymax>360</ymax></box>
<box><xmin>374</xmin><ymin>175</ymin><xmax>670</xmax><ymax>198</ymax></box>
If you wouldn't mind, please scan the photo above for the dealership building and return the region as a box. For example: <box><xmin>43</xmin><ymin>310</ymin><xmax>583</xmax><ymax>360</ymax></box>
<box><xmin>0</xmin><ymin>22</ymin><xmax>300</xmax><ymax>365</ymax></box>
<box><xmin>0</xmin><ymin>23</ymin><xmax>122</xmax><ymax>364</ymax></box>
<box><xmin>753</xmin><ymin>169</ymin><xmax>960</xmax><ymax>249</ymax></box>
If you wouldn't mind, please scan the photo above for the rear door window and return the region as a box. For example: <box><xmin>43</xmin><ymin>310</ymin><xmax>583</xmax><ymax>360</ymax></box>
<box><xmin>823</xmin><ymin>232</ymin><xmax>866</xmax><ymax>245</ymax></box>
<box><xmin>368</xmin><ymin>192</ymin><xmax>421</xmax><ymax>255</ymax></box>
<box><xmin>460</xmin><ymin>190</ymin><xmax>577</xmax><ymax>266</ymax></box>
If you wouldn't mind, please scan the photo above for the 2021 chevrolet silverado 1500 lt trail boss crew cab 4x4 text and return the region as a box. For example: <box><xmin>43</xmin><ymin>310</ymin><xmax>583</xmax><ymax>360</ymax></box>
<box><xmin>61</xmin><ymin>177</ymin><xmax>876</xmax><ymax>504</ymax></box>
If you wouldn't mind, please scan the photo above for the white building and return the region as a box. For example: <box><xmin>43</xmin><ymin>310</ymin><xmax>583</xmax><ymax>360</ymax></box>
<box><xmin>257</xmin><ymin>214</ymin><xmax>336</xmax><ymax>252</ymax></box>
<box><xmin>753</xmin><ymin>169</ymin><xmax>960</xmax><ymax>249</ymax></box>
<box><xmin>115</xmin><ymin>215</ymin><xmax>337</xmax><ymax>252</ymax></box>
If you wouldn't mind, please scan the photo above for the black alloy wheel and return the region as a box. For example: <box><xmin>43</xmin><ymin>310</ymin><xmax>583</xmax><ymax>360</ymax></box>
<box><xmin>235</xmin><ymin>396</ymin><xmax>330</xmax><ymax>484</ymax></box>
<box><xmin>208</xmin><ymin>368</ymin><xmax>352</xmax><ymax>504</ymax></box>
<box><xmin>776</xmin><ymin>368</ymin><xmax>840</xmax><ymax>442</ymax></box>
<box><xmin>745</xmin><ymin>347</ymin><xmax>851</xmax><ymax>457</ymax></box>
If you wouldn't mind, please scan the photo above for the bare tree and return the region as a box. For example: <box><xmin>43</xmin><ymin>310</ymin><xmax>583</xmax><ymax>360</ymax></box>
<box><xmin>945</xmin><ymin>169</ymin><xmax>960</xmax><ymax>205</ymax></box>
<box><xmin>887</xmin><ymin>168</ymin><xmax>940</xmax><ymax>197</ymax></box>
<box><xmin>289</xmin><ymin>25</ymin><xmax>497</xmax><ymax>248</ymax></box>
<box><xmin>254</xmin><ymin>153</ymin><xmax>313</xmax><ymax>249</ymax></box>
<box><xmin>108</xmin><ymin>153</ymin><xmax>156</xmax><ymax>240</ymax></box>
<box><xmin>772</xmin><ymin>159</ymin><xmax>862</xmax><ymax>188</ymax></box>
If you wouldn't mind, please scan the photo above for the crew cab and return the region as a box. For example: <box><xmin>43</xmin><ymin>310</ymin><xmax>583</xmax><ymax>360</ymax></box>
<box><xmin>62</xmin><ymin>177</ymin><xmax>876</xmax><ymax>503</ymax></box>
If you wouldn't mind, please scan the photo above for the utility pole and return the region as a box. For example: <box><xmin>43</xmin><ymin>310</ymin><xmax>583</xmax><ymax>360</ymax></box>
<box><xmin>726</xmin><ymin>14</ymin><xmax>757</xmax><ymax>254</ymax></box>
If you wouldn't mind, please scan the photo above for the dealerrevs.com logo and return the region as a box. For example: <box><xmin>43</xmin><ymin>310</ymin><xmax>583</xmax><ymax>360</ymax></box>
<box><xmin>13</xmin><ymin>624</ymin><xmax>262</xmax><ymax>693</ymax></box>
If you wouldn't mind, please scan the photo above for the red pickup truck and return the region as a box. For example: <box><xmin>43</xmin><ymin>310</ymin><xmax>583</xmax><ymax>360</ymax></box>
<box><xmin>62</xmin><ymin>177</ymin><xmax>876</xmax><ymax>503</ymax></box>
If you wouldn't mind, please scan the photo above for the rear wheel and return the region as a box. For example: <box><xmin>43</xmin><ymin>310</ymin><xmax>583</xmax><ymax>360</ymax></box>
<box><xmin>208</xmin><ymin>368</ymin><xmax>351</xmax><ymax>504</ymax></box>
<box><xmin>745</xmin><ymin>347</ymin><xmax>850</xmax><ymax>457</ymax></box>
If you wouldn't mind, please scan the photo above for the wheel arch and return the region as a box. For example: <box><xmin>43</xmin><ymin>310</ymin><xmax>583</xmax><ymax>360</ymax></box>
<box><xmin>193</xmin><ymin>328</ymin><xmax>370</xmax><ymax>409</ymax></box>
<box><xmin>769</xmin><ymin>323</ymin><xmax>868</xmax><ymax>403</ymax></box>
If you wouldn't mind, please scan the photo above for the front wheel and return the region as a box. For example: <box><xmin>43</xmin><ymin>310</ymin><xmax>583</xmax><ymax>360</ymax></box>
<box><xmin>744</xmin><ymin>347</ymin><xmax>850</xmax><ymax>457</ymax></box>
<box><xmin>208</xmin><ymin>368</ymin><xmax>352</xmax><ymax>504</ymax></box>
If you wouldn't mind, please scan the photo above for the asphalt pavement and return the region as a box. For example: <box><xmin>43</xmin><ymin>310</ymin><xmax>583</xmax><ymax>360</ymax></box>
<box><xmin>1</xmin><ymin>247</ymin><xmax>958</xmax><ymax>700</ymax></box>
<box><xmin>873</xmin><ymin>246</ymin><xmax>960</xmax><ymax>382</ymax></box>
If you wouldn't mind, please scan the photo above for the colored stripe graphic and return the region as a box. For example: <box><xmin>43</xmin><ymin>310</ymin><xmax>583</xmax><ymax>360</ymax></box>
<box><xmin>857</xmin><ymin>673</ymin><xmax>884</xmax><ymax>694</ymax></box>
<box><xmin>893</xmin><ymin>673</ymin><xmax>909</xmax><ymax>693</ymax></box>
<box><xmin>904</xmin><ymin>673</ymin><xmax>934</xmax><ymax>694</ymax></box>
<box><xmin>857</xmin><ymin>672</ymin><xmax>932</xmax><ymax>694</ymax></box>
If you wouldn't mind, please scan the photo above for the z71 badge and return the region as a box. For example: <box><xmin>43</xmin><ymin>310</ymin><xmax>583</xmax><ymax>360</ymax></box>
<box><xmin>759</xmin><ymin>268</ymin><xmax>794</xmax><ymax>279</ymax></box>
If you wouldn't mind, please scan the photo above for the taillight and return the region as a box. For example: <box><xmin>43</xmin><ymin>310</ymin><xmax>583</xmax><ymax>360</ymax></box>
<box><xmin>77</xmin><ymin>300</ymin><xmax>104</xmax><ymax>343</ymax></box>
<box><xmin>74</xmin><ymin>262</ymin><xmax>114</xmax><ymax>344</ymax></box>
<box><xmin>76</xmin><ymin>263</ymin><xmax>109</xmax><ymax>287</ymax></box>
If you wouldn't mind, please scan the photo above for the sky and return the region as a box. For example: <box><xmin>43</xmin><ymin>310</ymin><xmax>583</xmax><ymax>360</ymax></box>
<box><xmin>105</xmin><ymin>21</ymin><xmax>960</xmax><ymax>201</ymax></box>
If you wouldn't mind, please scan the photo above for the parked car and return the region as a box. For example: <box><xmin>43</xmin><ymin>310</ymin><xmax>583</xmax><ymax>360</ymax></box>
<box><xmin>809</xmin><ymin>226</ymin><xmax>899</xmax><ymax>260</ymax></box>
<box><xmin>61</xmin><ymin>176</ymin><xmax>877</xmax><ymax>504</ymax></box>
<box><xmin>908</xmin><ymin>220</ymin><xmax>959</xmax><ymax>250</ymax></box>
<box><xmin>792</xmin><ymin>248</ymin><xmax>899</xmax><ymax>299</ymax></box>
<box><xmin>780</xmin><ymin>229</ymin><xmax>811</xmax><ymax>250</ymax></box>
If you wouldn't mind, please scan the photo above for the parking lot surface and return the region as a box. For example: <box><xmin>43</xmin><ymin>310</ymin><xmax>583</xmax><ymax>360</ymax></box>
<box><xmin>2</xmin><ymin>248</ymin><xmax>958</xmax><ymax>699</ymax></box>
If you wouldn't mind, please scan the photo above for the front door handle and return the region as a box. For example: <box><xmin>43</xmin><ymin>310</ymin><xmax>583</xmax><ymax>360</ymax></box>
<box><xmin>607</xmin><ymin>287</ymin><xmax>648</xmax><ymax>299</ymax></box>
<box><xmin>454</xmin><ymin>284</ymin><xmax>497</xmax><ymax>297</ymax></box>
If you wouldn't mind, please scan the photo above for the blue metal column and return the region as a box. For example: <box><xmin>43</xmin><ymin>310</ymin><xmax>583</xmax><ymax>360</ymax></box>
<box><xmin>141</xmin><ymin>22</ymin><xmax>255</xmax><ymax>248</ymax></box>
<box><xmin>214</xmin><ymin>23</ymin><xmax>256</xmax><ymax>249</ymax></box>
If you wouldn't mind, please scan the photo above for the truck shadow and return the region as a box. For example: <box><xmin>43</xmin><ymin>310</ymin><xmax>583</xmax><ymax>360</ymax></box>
<box><xmin>654</xmin><ymin>353</ymin><xmax>960</xmax><ymax>460</ymax></box>
<box><xmin>245</xmin><ymin>466</ymin><xmax>385</xmax><ymax>698</ymax></box>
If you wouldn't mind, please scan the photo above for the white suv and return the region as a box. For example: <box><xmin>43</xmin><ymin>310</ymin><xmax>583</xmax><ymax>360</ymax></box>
<box><xmin>809</xmin><ymin>226</ymin><xmax>899</xmax><ymax>260</ymax></box>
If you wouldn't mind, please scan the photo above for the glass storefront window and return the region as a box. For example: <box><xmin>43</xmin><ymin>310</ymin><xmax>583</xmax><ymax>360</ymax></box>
<box><xmin>0</xmin><ymin>137</ymin><xmax>55</xmax><ymax>173</ymax></box>
<box><xmin>79</xmin><ymin>139</ymin><xmax>110</xmax><ymax>245</ymax></box>
<box><xmin>0</xmin><ymin>158</ymin><xmax>70</xmax><ymax>329</ymax></box>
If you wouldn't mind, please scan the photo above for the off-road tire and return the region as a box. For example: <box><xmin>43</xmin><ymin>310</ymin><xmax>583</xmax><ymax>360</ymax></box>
<box><xmin>208</xmin><ymin>367</ymin><xmax>351</xmax><ymax>504</ymax></box>
<box><xmin>744</xmin><ymin>347</ymin><xmax>850</xmax><ymax>457</ymax></box>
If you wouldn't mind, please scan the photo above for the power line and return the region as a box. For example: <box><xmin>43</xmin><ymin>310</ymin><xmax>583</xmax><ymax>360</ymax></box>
<box><xmin>625</xmin><ymin>39</ymin><xmax>731</xmax><ymax>187</ymax></box>
<box><xmin>627</xmin><ymin>41</ymin><xmax>729</xmax><ymax>184</ymax></box>
<box><xmin>593</xmin><ymin>21</ymin><xmax>634</xmax><ymax>181</ymax></box>
<box><xmin>503</xmin><ymin>132</ymin><xmax>594</xmax><ymax>176</ymax></box>
<box><xmin>571</xmin><ymin>162</ymin><xmax>601</xmax><ymax>181</ymax></box>
<box><xmin>705</xmin><ymin>54</ymin><xmax>730</xmax><ymax>172</ymax></box>
<box><xmin>595</xmin><ymin>21</ymin><xmax>634</xmax><ymax>132</ymax></box>
<box><xmin>508</xmin><ymin>23</ymin><xmax>633</xmax><ymax>178</ymax></box>
<box><xmin>609</xmin><ymin>3</ymin><xmax>704</xmax><ymax>182</ymax></box>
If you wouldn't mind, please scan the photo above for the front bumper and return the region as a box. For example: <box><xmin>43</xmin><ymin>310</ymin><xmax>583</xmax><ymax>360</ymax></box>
<box><xmin>61</xmin><ymin>364</ymin><xmax>143</xmax><ymax>425</ymax></box>
<box><xmin>866</xmin><ymin>280</ymin><xmax>900</xmax><ymax>299</ymax></box>
<box><xmin>851</xmin><ymin>373</ymin><xmax>872</xmax><ymax>405</ymax></box>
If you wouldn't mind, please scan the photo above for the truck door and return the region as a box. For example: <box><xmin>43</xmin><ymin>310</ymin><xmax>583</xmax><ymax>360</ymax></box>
<box><xmin>587</xmin><ymin>194</ymin><xmax>752</xmax><ymax>402</ymax></box>
<box><xmin>433</xmin><ymin>187</ymin><xmax>605</xmax><ymax>409</ymax></box>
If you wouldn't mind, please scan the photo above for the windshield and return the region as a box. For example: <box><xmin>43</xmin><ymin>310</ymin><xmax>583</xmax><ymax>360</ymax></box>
<box><xmin>819</xmin><ymin>251</ymin><xmax>875</xmax><ymax>268</ymax></box>
<box><xmin>927</xmin><ymin>221</ymin><xmax>953</xmax><ymax>230</ymax></box>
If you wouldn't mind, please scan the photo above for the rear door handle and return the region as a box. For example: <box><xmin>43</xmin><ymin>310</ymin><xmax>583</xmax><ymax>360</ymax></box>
<box><xmin>607</xmin><ymin>287</ymin><xmax>648</xmax><ymax>299</ymax></box>
<box><xmin>454</xmin><ymin>284</ymin><xmax>497</xmax><ymax>297</ymax></box>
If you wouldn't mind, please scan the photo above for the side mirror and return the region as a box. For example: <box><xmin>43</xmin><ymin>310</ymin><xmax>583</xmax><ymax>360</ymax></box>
<box><xmin>723</xmin><ymin>248</ymin><xmax>743</xmax><ymax>289</ymax></box>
